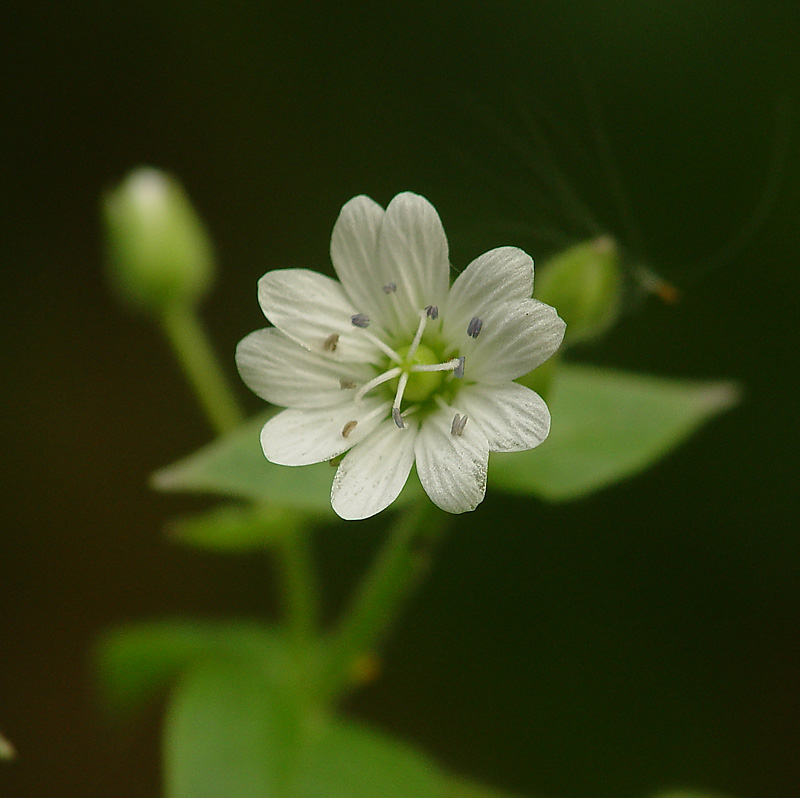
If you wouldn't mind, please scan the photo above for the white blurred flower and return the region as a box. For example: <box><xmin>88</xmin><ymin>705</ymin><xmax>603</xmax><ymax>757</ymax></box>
<box><xmin>237</xmin><ymin>193</ymin><xmax>565</xmax><ymax>520</ymax></box>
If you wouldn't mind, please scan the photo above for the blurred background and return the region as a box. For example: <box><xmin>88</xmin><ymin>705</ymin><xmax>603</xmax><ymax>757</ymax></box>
<box><xmin>2</xmin><ymin>2</ymin><xmax>799</xmax><ymax>796</ymax></box>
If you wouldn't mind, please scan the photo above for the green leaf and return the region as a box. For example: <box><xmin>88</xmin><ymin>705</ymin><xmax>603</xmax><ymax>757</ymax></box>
<box><xmin>168</xmin><ymin>503</ymin><xmax>302</xmax><ymax>552</ymax></box>
<box><xmin>164</xmin><ymin>651</ymin><xmax>446</xmax><ymax>798</ymax></box>
<box><xmin>96</xmin><ymin>620</ymin><xmax>288</xmax><ymax>719</ymax></box>
<box><xmin>152</xmin><ymin>412</ymin><xmax>337</xmax><ymax>516</ymax></box>
<box><xmin>152</xmin><ymin>411</ymin><xmax>423</xmax><ymax>514</ymax></box>
<box><xmin>165</xmin><ymin>657</ymin><xmax>298</xmax><ymax>798</ymax></box>
<box><xmin>302</xmin><ymin>721</ymin><xmax>445</xmax><ymax>798</ymax></box>
<box><xmin>442</xmin><ymin>777</ymin><xmax>528</xmax><ymax>798</ymax></box>
<box><xmin>494</xmin><ymin>365</ymin><xmax>740</xmax><ymax>501</ymax></box>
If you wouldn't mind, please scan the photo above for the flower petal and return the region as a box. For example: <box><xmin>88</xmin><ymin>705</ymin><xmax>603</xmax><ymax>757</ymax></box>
<box><xmin>258</xmin><ymin>268</ymin><xmax>387</xmax><ymax>364</ymax></box>
<box><xmin>236</xmin><ymin>328</ymin><xmax>374</xmax><ymax>409</ymax></box>
<box><xmin>260</xmin><ymin>398</ymin><xmax>388</xmax><ymax>466</ymax></box>
<box><xmin>456</xmin><ymin>382</ymin><xmax>550</xmax><ymax>452</ymax></box>
<box><xmin>330</xmin><ymin>195</ymin><xmax>397</xmax><ymax>325</ymax></box>
<box><xmin>331</xmin><ymin>418</ymin><xmax>418</xmax><ymax>520</ymax></box>
<box><xmin>376</xmin><ymin>193</ymin><xmax>451</xmax><ymax>338</ymax></box>
<box><xmin>455</xmin><ymin>298</ymin><xmax>566</xmax><ymax>384</ymax></box>
<box><xmin>414</xmin><ymin>404</ymin><xmax>489</xmax><ymax>514</ymax></box>
<box><xmin>442</xmin><ymin>246</ymin><xmax>533</xmax><ymax>345</ymax></box>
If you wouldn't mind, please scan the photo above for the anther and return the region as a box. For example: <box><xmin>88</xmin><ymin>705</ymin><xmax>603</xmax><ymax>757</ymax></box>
<box><xmin>392</xmin><ymin>407</ymin><xmax>405</xmax><ymax>429</ymax></box>
<box><xmin>425</xmin><ymin>305</ymin><xmax>439</xmax><ymax>320</ymax></box>
<box><xmin>382</xmin><ymin>282</ymin><xmax>397</xmax><ymax>294</ymax></box>
<box><xmin>341</xmin><ymin>420</ymin><xmax>358</xmax><ymax>438</ymax></box>
<box><xmin>466</xmin><ymin>317</ymin><xmax>483</xmax><ymax>338</ymax></box>
<box><xmin>323</xmin><ymin>333</ymin><xmax>339</xmax><ymax>351</ymax></box>
<box><xmin>450</xmin><ymin>413</ymin><xmax>468</xmax><ymax>436</ymax></box>
<box><xmin>351</xmin><ymin>313</ymin><xmax>370</xmax><ymax>328</ymax></box>
<box><xmin>339</xmin><ymin>378</ymin><xmax>357</xmax><ymax>389</ymax></box>
<box><xmin>454</xmin><ymin>356</ymin><xmax>465</xmax><ymax>379</ymax></box>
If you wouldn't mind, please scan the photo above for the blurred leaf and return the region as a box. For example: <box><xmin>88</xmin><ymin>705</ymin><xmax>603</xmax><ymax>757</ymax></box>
<box><xmin>494</xmin><ymin>365</ymin><xmax>740</xmax><ymax>501</ymax></box>
<box><xmin>165</xmin><ymin>657</ymin><xmax>298</xmax><ymax>798</ymax></box>
<box><xmin>152</xmin><ymin>411</ymin><xmax>423</xmax><ymax>514</ymax></box>
<box><xmin>0</xmin><ymin>731</ymin><xmax>15</xmax><ymax>761</ymax></box>
<box><xmin>152</xmin><ymin>412</ymin><xmax>336</xmax><ymax>516</ymax></box>
<box><xmin>96</xmin><ymin>620</ymin><xmax>288</xmax><ymax>719</ymax></box>
<box><xmin>165</xmin><ymin>658</ymin><xmax>446</xmax><ymax>798</ymax></box>
<box><xmin>649</xmin><ymin>792</ymin><xmax>735</xmax><ymax>798</ymax></box>
<box><xmin>302</xmin><ymin>721</ymin><xmax>445</xmax><ymax>798</ymax></box>
<box><xmin>442</xmin><ymin>775</ymin><xmax>527</xmax><ymax>797</ymax></box>
<box><xmin>168</xmin><ymin>502</ymin><xmax>302</xmax><ymax>552</ymax></box>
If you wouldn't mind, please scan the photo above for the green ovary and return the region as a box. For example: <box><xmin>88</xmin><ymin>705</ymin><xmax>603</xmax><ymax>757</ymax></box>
<box><xmin>395</xmin><ymin>343</ymin><xmax>445</xmax><ymax>402</ymax></box>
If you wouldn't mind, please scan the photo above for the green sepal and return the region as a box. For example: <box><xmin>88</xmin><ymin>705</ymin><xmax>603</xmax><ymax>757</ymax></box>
<box><xmin>495</xmin><ymin>364</ymin><xmax>740</xmax><ymax>501</ymax></box>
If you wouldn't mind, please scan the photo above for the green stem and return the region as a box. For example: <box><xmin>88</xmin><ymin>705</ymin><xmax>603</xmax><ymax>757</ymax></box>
<box><xmin>321</xmin><ymin>501</ymin><xmax>450</xmax><ymax>703</ymax></box>
<box><xmin>277</xmin><ymin>522</ymin><xmax>320</xmax><ymax>664</ymax></box>
<box><xmin>160</xmin><ymin>304</ymin><xmax>244</xmax><ymax>435</ymax></box>
<box><xmin>276</xmin><ymin>520</ymin><xmax>322</xmax><ymax>718</ymax></box>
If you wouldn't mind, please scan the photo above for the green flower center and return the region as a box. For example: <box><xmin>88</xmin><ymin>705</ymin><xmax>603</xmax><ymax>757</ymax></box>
<box><xmin>394</xmin><ymin>343</ymin><xmax>446</xmax><ymax>402</ymax></box>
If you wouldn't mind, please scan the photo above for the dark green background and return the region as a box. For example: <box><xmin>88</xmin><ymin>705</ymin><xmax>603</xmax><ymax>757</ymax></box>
<box><xmin>2</xmin><ymin>2</ymin><xmax>799</xmax><ymax>796</ymax></box>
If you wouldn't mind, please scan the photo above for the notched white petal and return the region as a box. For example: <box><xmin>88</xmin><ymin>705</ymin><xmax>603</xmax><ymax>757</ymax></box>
<box><xmin>261</xmin><ymin>398</ymin><xmax>388</xmax><ymax>466</ymax></box>
<box><xmin>443</xmin><ymin>246</ymin><xmax>534</xmax><ymax>346</ymax></box>
<box><xmin>236</xmin><ymin>328</ymin><xmax>372</xmax><ymax>409</ymax></box>
<box><xmin>460</xmin><ymin>299</ymin><xmax>566</xmax><ymax>384</ymax></box>
<box><xmin>415</xmin><ymin>406</ymin><xmax>489</xmax><ymax>514</ymax></box>
<box><xmin>457</xmin><ymin>382</ymin><xmax>551</xmax><ymax>452</ymax></box>
<box><xmin>329</xmin><ymin>195</ymin><xmax>389</xmax><ymax>320</ymax></box>
<box><xmin>257</xmin><ymin>268</ymin><xmax>385</xmax><ymax>364</ymax></box>
<box><xmin>331</xmin><ymin>419</ymin><xmax>418</xmax><ymax>520</ymax></box>
<box><xmin>377</xmin><ymin>192</ymin><xmax>450</xmax><ymax>336</ymax></box>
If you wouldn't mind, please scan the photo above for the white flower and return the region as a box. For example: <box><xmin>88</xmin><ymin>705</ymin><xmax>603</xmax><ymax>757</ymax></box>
<box><xmin>236</xmin><ymin>192</ymin><xmax>566</xmax><ymax>520</ymax></box>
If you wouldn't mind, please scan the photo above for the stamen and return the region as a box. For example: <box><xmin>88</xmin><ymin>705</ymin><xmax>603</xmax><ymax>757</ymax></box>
<box><xmin>450</xmin><ymin>413</ymin><xmax>468</xmax><ymax>437</ymax></box>
<box><xmin>467</xmin><ymin>317</ymin><xmax>483</xmax><ymax>338</ymax></box>
<box><xmin>341</xmin><ymin>420</ymin><xmax>358</xmax><ymax>438</ymax></box>
<box><xmin>425</xmin><ymin>305</ymin><xmax>439</xmax><ymax>320</ymax></box>
<box><xmin>409</xmin><ymin>357</ymin><xmax>463</xmax><ymax>374</ymax></box>
<box><xmin>354</xmin><ymin>367</ymin><xmax>401</xmax><ymax>403</ymax></box>
<box><xmin>406</xmin><ymin>310</ymin><xmax>429</xmax><ymax>360</ymax></box>
<box><xmin>392</xmin><ymin>371</ymin><xmax>410</xmax><ymax>423</ymax></box>
<box><xmin>339</xmin><ymin>378</ymin><xmax>357</xmax><ymax>389</ymax></box>
<box><xmin>323</xmin><ymin>333</ymin><xmax>339</xmax><ymax>351</ymax></box>
<box><xmin>454</xmin><ymin>356</ymin><xmax>465</xmax><ymax>379</ymax></box>
<box><xmin>349</xmin><ymin>323</ymin><xmax>402</xmax><ymax>364</ymax></box>
<box><xmin>382</xmin><ymin>282</ymin><xmax>397</xmax><ymax>294</ymax></box>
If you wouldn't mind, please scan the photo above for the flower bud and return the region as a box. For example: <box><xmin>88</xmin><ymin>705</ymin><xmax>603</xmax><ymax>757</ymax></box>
<box><xmin>103</xmin><ymin>167</ymin><xmax>214</xmax><ymax>314</ymax></box>
<box><xmin>534</xmin><ymin>235</ymin><xmax>621</xmax><ymax>345</ymax></box>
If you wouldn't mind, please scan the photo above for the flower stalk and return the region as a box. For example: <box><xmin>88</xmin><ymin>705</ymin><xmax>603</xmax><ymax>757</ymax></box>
<box><xmin>160</xmin><ymin>304</ymin><xmax>244</xmax><ymax>435</ymax></box>
<box><xmin>320</xmin><ymin>500</ymin><xmax>450</xmax><ymax>703</ymax></box>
